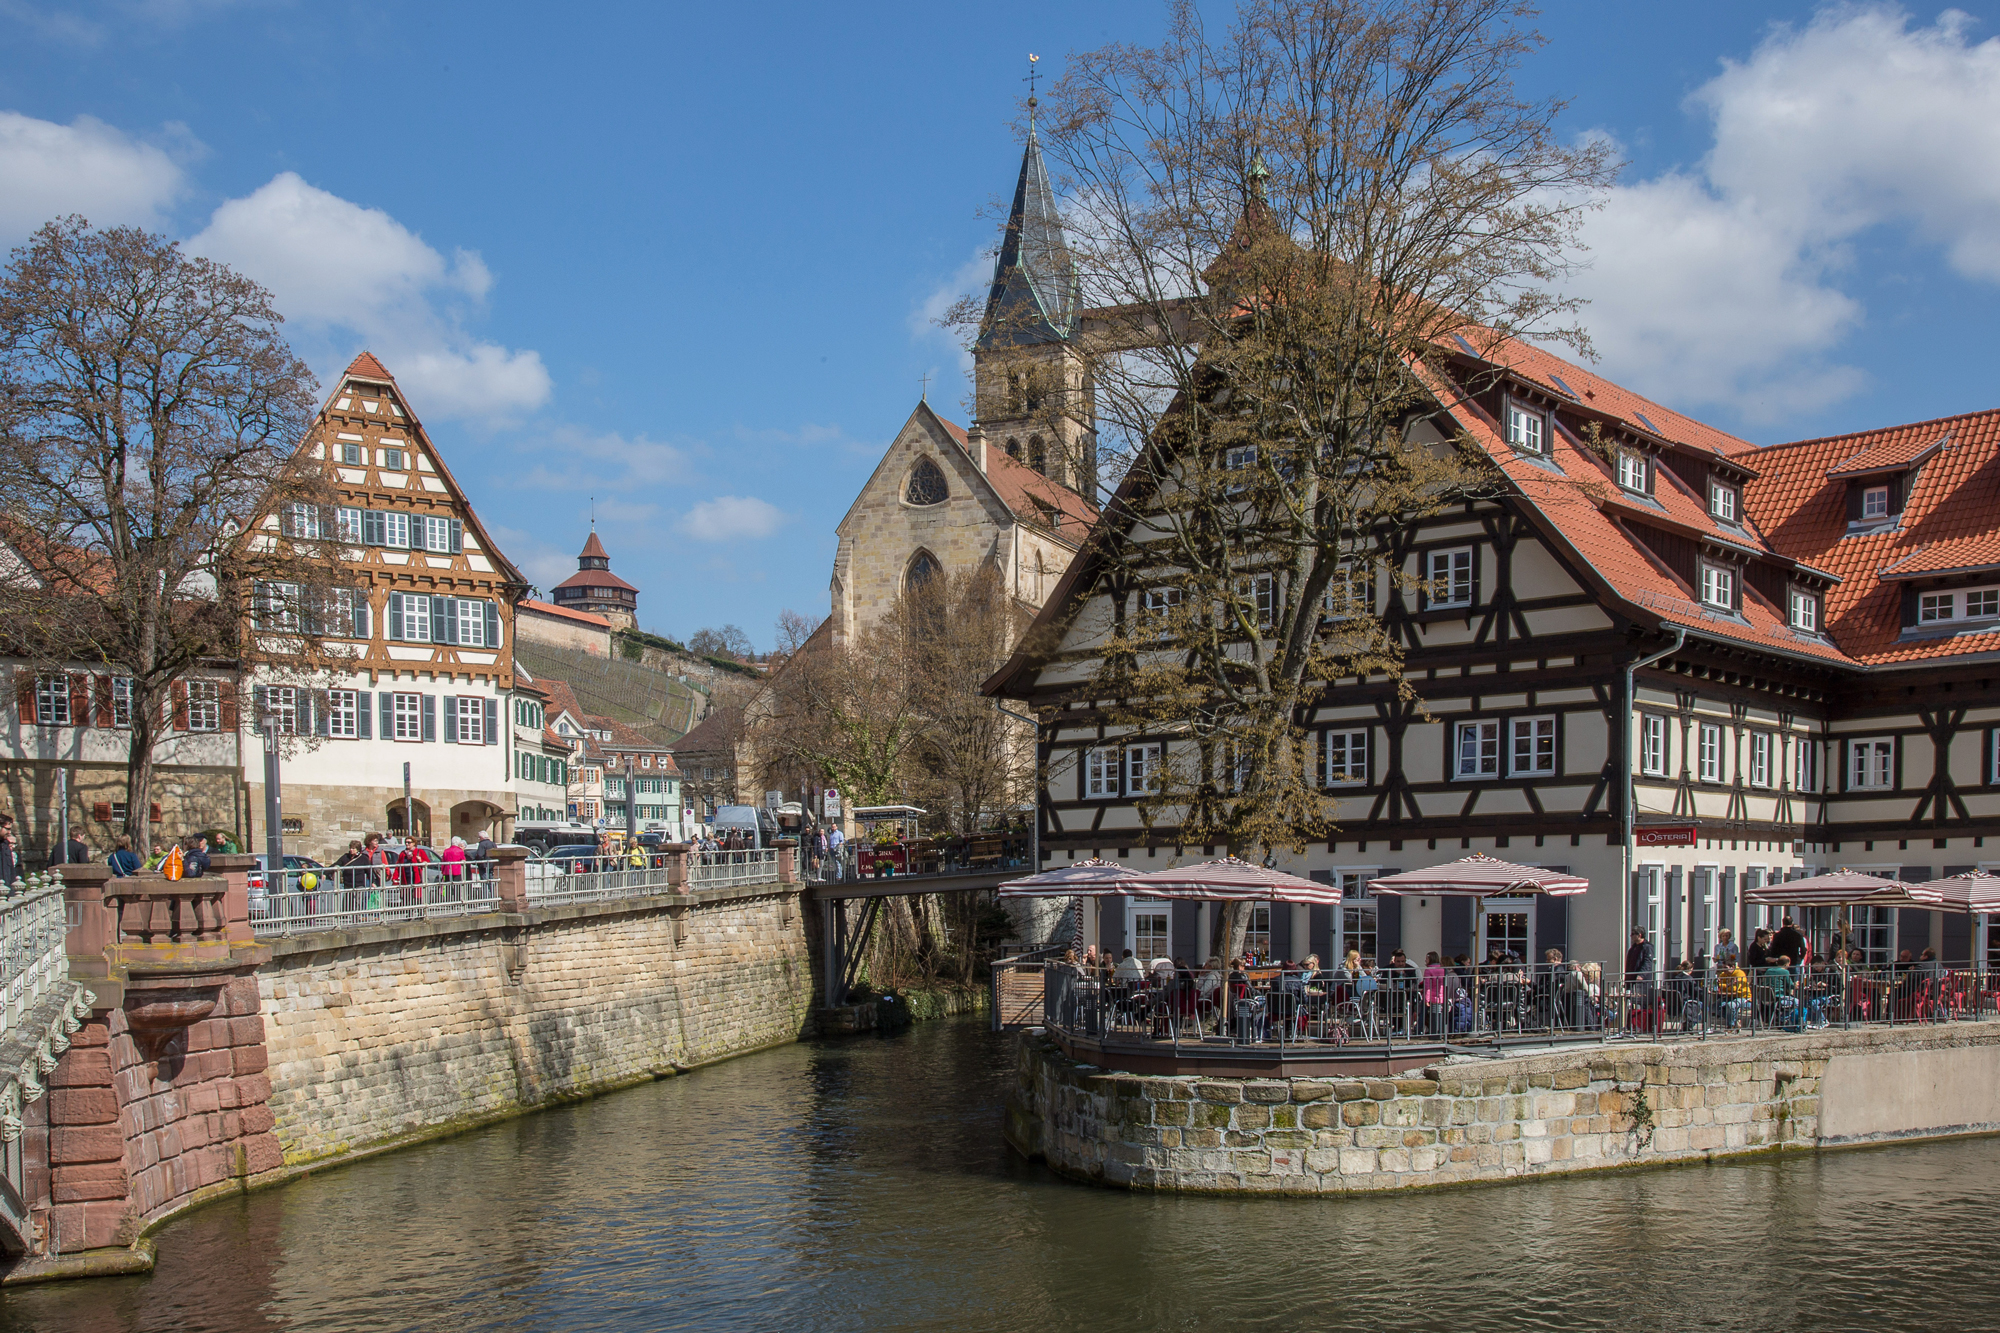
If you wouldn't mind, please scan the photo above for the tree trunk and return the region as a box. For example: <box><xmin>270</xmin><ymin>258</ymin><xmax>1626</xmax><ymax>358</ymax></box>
<box><xmin>125</xmin><ymin>694</ymin><xmax>160</xmax><ymax>849</ymax></box>
<box><xmin>1211</xmin><ymin>900</ymin><xmax>1253</xmax><ymax>964</ymax></box>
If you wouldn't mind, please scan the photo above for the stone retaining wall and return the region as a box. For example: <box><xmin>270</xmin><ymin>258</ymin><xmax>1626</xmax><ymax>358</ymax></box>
<box><xmin>1007</xmin><ymin>1022</ymin><xmax>2000</xmax><ymax>1194</ymax></box>
<box><xmin>259</xmin><ymin>883</ymin><xmax>811</xmax><ymax>1168</ymax></box>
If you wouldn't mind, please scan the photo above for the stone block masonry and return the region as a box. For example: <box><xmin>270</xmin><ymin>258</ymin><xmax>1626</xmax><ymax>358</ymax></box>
<box><xmin>1006</xmin><ymin>1022</ymin><xmax>2000</xmax><ymax>1194</ymax></box>
<box><xmin>258</xmin><ymin>883</ymin><xmax>812</xmax><ymax>1169</ymax></box>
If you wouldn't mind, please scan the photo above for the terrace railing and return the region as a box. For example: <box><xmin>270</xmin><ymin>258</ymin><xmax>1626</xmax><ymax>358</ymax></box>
<box><xmin>690</xmin><ymin>848</ymin><xmax>778</xmax><ymax>890</ymax></box>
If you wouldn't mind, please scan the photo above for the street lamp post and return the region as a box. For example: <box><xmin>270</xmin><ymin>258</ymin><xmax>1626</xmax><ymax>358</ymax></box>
<box><xmin>262</xmin><ymin>717</ymin><xmax>284</xmax><ymax>897</ymax></box>
<box><xmin>624</xmin><ymin>754</ymin><xmax>637</xmax><ymax>848</ymax></box>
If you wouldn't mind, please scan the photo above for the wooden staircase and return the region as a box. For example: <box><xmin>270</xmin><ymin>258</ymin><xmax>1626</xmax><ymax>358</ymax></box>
<box><xmin>993</xmin><ymin>964</ymin><xmax>1046</xmax><ymax>1028</ymax></box>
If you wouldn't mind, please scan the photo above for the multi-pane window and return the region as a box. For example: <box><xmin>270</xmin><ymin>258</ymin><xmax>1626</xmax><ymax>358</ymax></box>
<box><xmin>1789</xmin><ymin>590</ymin><xmax>1819</xmax><ymax>632</ymax></box>
<box><xmin>1971</xmin><ymin>590</ymin><xmax>2000</xmax><ymax>618</ymax></box>
<box><xmin>1917</xmin><ymin>588</ymin><xmax>2000</xmax><ymax>623</ymax></box>
<box><xmin>1749</xmin><ymin>732</ymin><xmax>1772</xmax><ymax>788</ymax></box>
<box><xmin>1231</xmin><ymin>572</ymin><xmax>1276</xmax><ymax>627</ymax></box>
<box><xmin>110</xmin><ymin>676</ymin><xmax>133</xmax><ymax>728</ymax></box>
<box><xmin>336</xmin><ymin>506</ymin><xmax>364</xmax><ymax>544</ymax></box>
<box><xmin>1084</xmin><ymin>746</ymin><xmax>1119</xmax><ymax>799</ymax></box>
<box><xmin>1796</xmin><ymin>737</ymin><xmax>1821</xmax><ymax>793</ymax></box>
<box><xmin>255</xmin><ymin>581</ymin><xmax>302</xmax><ymax>632</ymax></box>
<box><xmin>396</xmin><ymin>592</ymin><xmax>430</xmax><ymax>642</ymax></box>
<box><xmin>1710</xmin><ymin>485</ymin><xmax>1739</xmax><ymax>523</ymax></box>
<box><xmin>265</xmin><ymin>685</ymin><xmax>301</xmax><ymax>735</ymax></box>
<box><xmin>1455</xmin><ymin>720</ymin><xmax>1500</xmax><ymax>778</ymax></box>
<box><xmin>1640</xmin><ymin>714</ymin><xmax>1667</xmax><ymax>776</ymax></box>
<box><xmin>420</xmin><ymin>515</ymin><xmax>458</xmax><ymax>553</ymax></box>
<box><xmin>185</xmin><ymin>680</ymin><xmax>220</xmax><ymax>732</ymax></box>
<box><xmin>1861</xmin><ymin>485</ymin><xmax>1889</xmax><ymax>520</ymax></box>
<box><xmin>1427</xmin><ymin>548</ymin><xmax>1474</xmax><ymax>608</ymax></box>
<box><xmin>34</xmin><ymin>675</ymin><xmax>70</xmax><ymax>725</ymax></box>
<box><xmin>1698</xmin><ymin>722</ymin><xmax>1723</xmax><ymax>782</ymax></box>
<box><xmin>327</xmin><ymin>689</ymin><xmax>359</xmax><ymax>738</ymax></box>
<box><xmin>1225</xmin><ymin>445</ymin><xmax>1258</xmax><ymax>472</ymax></box>
<box><xmin>1700</xmin><ymin>563</ymin><xmax>1735</xmax><ymax>610</ymax></box>
<box><xmin>458</xmin><ymin>600</ymin><xmax>487</xmax><ymax>647</ymax></box>
<box><xmin>1323</xmin><ymin>563</ymin><xmax>1371</xmax><ymax>618</ymax></box>
<box><xmin>1510</xmin><ymin>717</ymin><xmax>1556</xmax><ymax>775</ymax></box>
<box><xmin>1324</xmin><ymin>730</ymin><xmax>1368</xmax><ymax>785</ymax></box>
<box><xmin>1126</xmin><ymin>743</ymin><xmax>1161</xmax><ymax>796</ymax></box>
<box><xmin>283</xmin><ymin>502</ymin><xmax>324</xmax><ymax>539</ymax></box>
<box><xmin>1920</xmin><ymin>593</ymin><xmax>1954</xmax><ymax>623</ymax></box>
<box><xmin>453</xmin><ymin>696</ymin><xmax>484</xmax><ymax>744</ymax></box>
<box><xmin>332</xmin><ymin>588</ymin><xmax>370</xmax><ymax>639</ymax></box>
<box><xmin>1850</xmin><ymin>738</ymin><xmax>1894</xmax><ymax>790</ymax></box>
<box><xmin>1140</xmin><ymin>586</ymin><xmax>1181</xmax><ymax>639</ymax></box>
<box><xmin>1505</xmin><ymin>404</ymin><xmax>1545</xmax><ymax>454</ymax></box>
<box><xmin>381</xmin><ymin>511</ymin><xmax>410</xmax><ymax>548</ymax></box>
<box><xmin>1615</xmin><ymin>450</ymin><xmax>1648</xmax><ymax>492</ymax></box>
<box><xmin>392</xmin><ymin>692</ymin><xmax>423</xmax><ymax>741</ymax></box>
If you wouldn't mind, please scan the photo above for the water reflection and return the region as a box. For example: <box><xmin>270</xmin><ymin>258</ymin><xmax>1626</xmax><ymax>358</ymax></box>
<box><xmin>6</xmin><ymin>1019</ymin><xmax>1998</xmax><ymax>1332</ymax></box>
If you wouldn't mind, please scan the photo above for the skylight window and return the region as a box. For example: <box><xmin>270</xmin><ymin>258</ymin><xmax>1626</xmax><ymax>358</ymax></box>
<box><xmin>1634</xmin><ymin>412</ymin><xmax>1661</xmax><ymax>435</ymax></box>
<box><xmin>1548</xmin><ymin>375</ymin><xmax>1579</xmax><ymax>400</ymax></box>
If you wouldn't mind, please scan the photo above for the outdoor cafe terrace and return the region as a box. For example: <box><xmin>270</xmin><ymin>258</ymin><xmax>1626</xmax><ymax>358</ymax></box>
<box><xmin>1001</xmin><ymin>858</ymin><xmax>2000</xmax><ymax>1077</ymax></box>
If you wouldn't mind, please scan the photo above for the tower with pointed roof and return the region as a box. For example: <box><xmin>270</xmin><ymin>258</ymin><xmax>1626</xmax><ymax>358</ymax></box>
<box><xmin>552</xmin><ymin>528</ymin><xmax>640</xmax><ymax>630</ymax></box>
<box><xmin>971</xmin><ymin>98</ymin><xmax>1099</xmax><ymax>502</ymax></box>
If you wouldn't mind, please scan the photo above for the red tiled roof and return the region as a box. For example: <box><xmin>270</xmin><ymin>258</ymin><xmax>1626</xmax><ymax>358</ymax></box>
<box><xmin>1745</xmin><ymin>409</ymin><xmax>2000</xmax><ymax>665</ymax></box>
<box><xmin>343</xmin><ymin>350</ymin><xmax>393</xmax><ymax>383</ymax></box>
<box><xmin>552</xmin><ymin>569</ymin><xmax>639</xmax><ymax>594</ymax></box>
<box><xmin>666</xmin><ymin>708</ymin><xmax>740</xmax><ymax>755</ymax></box>
<box><xmin>1826</xmin><ymin>430</ymin><xmax>1950</xmax><ymax>478</ymax></box>
<box><xmin>1476</xmin><ymin>338</ymin><xmax>1757</xmax><ymax>462</ymax></box>
<box><xmin>519</xmin><ymin>597</ymin><xmax>610</xmax><ymax>628</ymax></box>
<box><xmin>1433</xmin><ymin>359</ymin><xmax>1855</xmax><ymax>667</ymax></box>
<box><xmin>578</xmin><ymin>531</ymin><xmax>609</xmax><ymax>560</ymax></box>
<box><xmin>930</xmin><ymin>408</ymin><xmax>1101</xmax><ymax>533</ymax></box>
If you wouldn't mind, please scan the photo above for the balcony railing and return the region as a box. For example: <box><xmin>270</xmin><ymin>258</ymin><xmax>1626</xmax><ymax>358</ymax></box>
<box><xmin>690</xmin><ymin>848</ymin><xmax>779</xmax><ymax>889</ymax></box>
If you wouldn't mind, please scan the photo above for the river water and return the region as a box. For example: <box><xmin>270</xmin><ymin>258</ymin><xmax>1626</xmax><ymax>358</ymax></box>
<box><xmin>6</xmin><ymin>1017</ymin><xmax>1997</xmax><ymax>1332</ymax></box>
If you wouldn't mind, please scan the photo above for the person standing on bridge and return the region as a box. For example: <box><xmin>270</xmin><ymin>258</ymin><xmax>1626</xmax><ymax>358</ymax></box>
<box><xmin>826</xmin><ymin>824</ymin><xmax>845</xmax><ymax>881</ymax></box>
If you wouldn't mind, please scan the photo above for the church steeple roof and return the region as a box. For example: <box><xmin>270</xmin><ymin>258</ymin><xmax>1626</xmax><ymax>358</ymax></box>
<box><xmin>977</xmin><ymin>121</ymin><xmax>1078</xmax><ymax>350</ymax></box>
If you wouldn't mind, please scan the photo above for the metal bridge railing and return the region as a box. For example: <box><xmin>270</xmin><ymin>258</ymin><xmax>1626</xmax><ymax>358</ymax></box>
<box><xmin>252</xmin><ymin>862</ymin><xmax>501</xmax><ymax>937</ymax></box>
<box><xmin>690</xmin><ymin>849</ymin><xmax>779</xmax><ymax>890</ymax></box>
<box><xmin>526</xmin><ymin>864</ymin><xmax>675</xmax><ymax>907</ymax></box>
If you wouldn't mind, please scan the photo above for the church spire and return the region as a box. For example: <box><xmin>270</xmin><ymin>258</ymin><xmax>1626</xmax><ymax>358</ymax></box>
<box><xmin>977</xmin><ymin>70</ymin><xmax>1078</xmax><ymax>351</ymax></box>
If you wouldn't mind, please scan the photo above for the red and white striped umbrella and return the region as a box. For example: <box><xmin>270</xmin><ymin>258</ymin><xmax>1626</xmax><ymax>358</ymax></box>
<box><xmin>1123</xmin><ymin>856</ymin><xmax>1343</xmax><ymax>905</ymax></box>
<box><xmin>1907</xmin><ymin>871</ymin><xmax>2000</xmax><ymax>912</ymax></box>
<box><xmin>996</xmin><ymin>858</ymin><xmax>1151</xmax><ymax>898</ymax></box>
<box><xmin>1367</xmin><ymin>854</ymin><xmax>1588</xmax><ymax>897</ymax></box>
<box><xmin>1744</xmin><ymin>868</ymin><xmax>1924</xmax><ymax>907</ymax></box>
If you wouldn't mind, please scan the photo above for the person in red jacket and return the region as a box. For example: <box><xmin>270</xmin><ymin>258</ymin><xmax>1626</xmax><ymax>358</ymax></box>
<box><xmin>398</xmin><ymin>840</ymin><xmax>433</xmax><ymax>901</ymax></box>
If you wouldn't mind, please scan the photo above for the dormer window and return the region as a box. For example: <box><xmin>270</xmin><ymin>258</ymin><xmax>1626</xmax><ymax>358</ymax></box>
<box><xmin>1505</xmin><ymin>404</ymin><xmax>1545</xmax><ymax>455</ymax></box>
<box><xmin>1861</xmin><ymin>485</ymin><xmax>1889</xmax><ymax>520</ymax></box>
<box><xmin>1709</xmin><ymin>484</ymin><xmax>1739</xmax><ymax>523</ymax></box>
<box><xmin>1615</xmin><ymin>449</ymin><xmax>1649</xmax><ymax>494</ymax></box>
<box><xmin>1788</xmin><ymin>589</ymin><xmax>1819</xmax><ymax>632</ymax></box>
<box><xmin>1700</xmin><ymin>562</ymin><xmax>1736</xmax><ymax>610</ymax></box>
<box><xmin>1917</xmin><ymin>587</ymin><xmax>2000</xmax><ymax>625</ymax></box>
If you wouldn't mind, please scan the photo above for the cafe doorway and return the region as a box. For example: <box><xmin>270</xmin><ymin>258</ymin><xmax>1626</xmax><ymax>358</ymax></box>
<box><xmin>1481</xmin><ymin>897</ymin><xmax>1532</xmax><ymax>961</ymax></box>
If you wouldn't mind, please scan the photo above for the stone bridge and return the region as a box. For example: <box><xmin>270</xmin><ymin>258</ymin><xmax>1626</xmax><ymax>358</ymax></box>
<box><xmin>0</xmin><ymin>844</ymin><xmax>813</xmax><ymax>1284</ymax></box>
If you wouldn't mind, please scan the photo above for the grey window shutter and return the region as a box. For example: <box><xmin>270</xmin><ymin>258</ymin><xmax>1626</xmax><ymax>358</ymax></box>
<box><xmin>450</xmin><ymin>519</ymin><xmax>463</xmax><ymax>553</ymax></box>
<box><xmin>312</xmin><ymin>692</ymin><xmax>329</xmax><ymax>736</ymax></box>
<box><xmin>389</xmin><ymin>592</ymin><xmax>404</xmax><ymax>641</ymax></box>
<box><xmin>252</xmin><ymin>685</ymin><xmax>268</xmax><ymax>725</ymax></box>
<box><xmin>364</xmin><ymin>509</ymin><xmax>385</xmax><ymax>545</ymax></box>
<box><xmin>432</xmin><ymin>596</ymin><xmax>454</xmax><ymax>645</ymax></box>
<box><xmin>1441</xmin><ymin>897</ymin><xmax>1474</xmax><ymax>956</ymax></box>
<box><xmin>1375</xmin><ymin>894</ymin><xmax>1403</xmax><ymax>957</ymax></box>
<box><xmin>421</xmin><ymin>694</ymin><xmax>436</xmax><ymax>742</ymax></box>
<box><xmin>1535</xmin><ymin>894</ymin><xmax>1569</xmax><ymax>959</ymax></box>
<box><xmin>357</xmin><ymin>691</ymin><xmax>372</xmax><ymax>739</ymax></box>
<box><xmin>485</xmin><ymin>698</ymin><xmax>498</xmax><ymax>744</ymax></box>
<box><xmin>484</xmin><ymin>600</ymin><xmax>499</xmax><ymax>648</ymax></box>
<box><xmin>444</xmin><ymin>697</ymin><xmax>458</xmax><ymax>743</ymax></box>
<box><xmin>353</xmin><ymin>589</ymin><xmax>370</xmax><ymax>639</ymax></box>
<box><xmin>380</xmin><ymin>692</ymin><xmax>394</xmax><ymax>738</ymax></box>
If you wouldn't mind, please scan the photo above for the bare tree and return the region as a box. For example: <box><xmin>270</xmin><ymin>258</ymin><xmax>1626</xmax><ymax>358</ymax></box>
<box><xmin>966</xmin><ymin>0</ymin><xmax>1613</xmax><ymax>958</ymax></box>
<box><xmin>750</xmin><ymin>612</ymin><xmax>916</xmax><ymax>809</ymax></box>
<box><xmin>688</xmin><ymin>624</ymin><xmax>754</xmax><ymax>660</ymax></box>
<box><xmin>0</xmin><ymin>217</ymin><xmax>334</xmax><ymax>843</ymax></box>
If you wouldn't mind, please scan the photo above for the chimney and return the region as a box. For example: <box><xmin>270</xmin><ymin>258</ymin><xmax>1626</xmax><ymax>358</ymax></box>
<box><xmin>966</xmin><ymin>424</ymin><xmax>989</xmax><ymax>475</ymax></box>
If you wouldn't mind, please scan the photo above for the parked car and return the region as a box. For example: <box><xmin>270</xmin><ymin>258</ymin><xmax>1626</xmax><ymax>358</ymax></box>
<box><xmin>711</xmin><ymin>805</ymin><xmax>779</xmax><ymax>848</ymax></box>
<box><xmin>541</xmin><ymin>844</ymin><xmax>610</xmax><ymax>874</ymax></box>
<box><xmin>246</xmin><ymin>853</ymin><xmax>327</xmax><ymax>911</ymax></box>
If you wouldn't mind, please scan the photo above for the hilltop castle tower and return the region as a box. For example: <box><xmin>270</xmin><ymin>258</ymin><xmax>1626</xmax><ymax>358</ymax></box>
<box><xmin>551</xmin><ymin>529</ymin><xmax>640</xmax><ymax>631</ymax></box>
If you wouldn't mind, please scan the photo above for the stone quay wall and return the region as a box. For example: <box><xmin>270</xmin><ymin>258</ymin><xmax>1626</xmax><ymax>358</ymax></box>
<box><xmin>1006</xmin><ymin>1022</ymin><xmax>2000</xmax><ymax>1194</ymax></box>
<box><xmin>258</xmin><ymin>882</ymin><xmax>812</xmax><ymax>1169</ymax></box>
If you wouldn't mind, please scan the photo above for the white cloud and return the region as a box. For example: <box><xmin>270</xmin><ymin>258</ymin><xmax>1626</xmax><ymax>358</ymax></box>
<box><xmin>517</xmin><ymin>424</ymin><xmax>689</xmax><ymax>492</ymax></box>
<box><xmin>0</xmin><ymin>0</ymin><xmax>276</xmax><ymax>45</ymax></box>
<box><xmin>911</xmin><ymin>249</ymin><xmax>991</xmax><ymax>383</ymax></box>
<box><xmin>1570</xmin><ymin>4</ymin><xmax>2000</xmax><ymax>422</ymax></box>
<box><xmin>0</xmin><ymin>111</ymin><xmax>188</xmax><ymax>243</ymax></box>
<box><xmin>187</xmin><ymin>172</ymin><xmax>549</xmax><ymax>421</ymax></box>
<box><xmin>680</xmin><ymin>496</ymin><xmax>786</xmax><ymax>543</ymax></box>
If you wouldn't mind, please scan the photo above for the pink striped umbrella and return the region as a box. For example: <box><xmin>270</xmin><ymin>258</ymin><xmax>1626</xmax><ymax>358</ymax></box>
<box><xmin>1906</xmin><ymin>871</ymin><xmax>2000</xmax><ymax>912</ymax></box>
<box><xmin>1122</xmin><ymin>856</ymin><xmax>1343</xmax><ymax>905</ymax></box>
<box><xmin>1367</xmin><ymin>854</ymin><xmax>1588</xmax><ymax>897</ymax></box>
<box><xmin>996</xmin><ymin>858</ymin><xmax>1152</xmax><ymax>898</ymax></box>
<box><xmin>1744</xmin><ymin>869</ymin><xmax>1925</xmax><ymax>907</ymax></box>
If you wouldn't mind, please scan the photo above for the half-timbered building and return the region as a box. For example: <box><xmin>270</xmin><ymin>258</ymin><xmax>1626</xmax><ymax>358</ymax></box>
<box><xmin>987</xmin><ymin>336</ymin><xmax>2000</xmax><ymax>975</ymax></box>
<box><xmin>240</xmin><ymin>353</ymin><xmax>529</xmax><ymax>858</ymax></box>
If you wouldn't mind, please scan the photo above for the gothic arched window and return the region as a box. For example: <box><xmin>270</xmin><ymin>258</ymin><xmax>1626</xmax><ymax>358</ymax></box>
<box><xmin>1005</xmin><ymin>438</ymin><xmax>1021</xmax><ymax>460</ymax></box>
<box><xmin>906</xmin><ymin>456</ymin><xmax>948</xmax><ymax>506</ymax></box>
<box><xmin>905</xmin><ymin>549</ymin><xmax>942</xmax><ymax>595</ymax></box>
<box><xmin>1028</xmin><ymin>435</ymin><xmax>1047</xmax><ymax>475</ymax></box>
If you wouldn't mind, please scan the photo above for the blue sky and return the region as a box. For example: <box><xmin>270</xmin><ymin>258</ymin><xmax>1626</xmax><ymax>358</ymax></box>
<box><xmin>6</xmin><ymin>2</ymin><xmax>2000</xmax><ymax>649</ymax></box>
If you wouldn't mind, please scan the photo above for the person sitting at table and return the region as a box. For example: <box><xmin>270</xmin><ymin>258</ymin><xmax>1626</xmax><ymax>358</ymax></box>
<box><xmin>1714</xmin><ymin>928</ymin><xmax>1740</xmax><ymax>970</ymax></box>
<box><xmin>1764</xmin><ymin>955</ymin><xmax>1800</xmax><ymax>1029</ymax></box>
<box><xmin>1114</xmin><ymin>949</ymin><xmax>1145</xmax><ymax>983</ymax></box>
<box><xmin>1666</xmin><ymin>957</ymin><xmax>1701</xmax><ymax>1031</ymax></box>
<box><xmin>1714</xmin><ymin>958</ymin><xmax>1752</xmax><ymax>1028</ymax></box>
<box><xmin>1746</xmin><ymin>928</ymin><xmax>1772</xmax><ymax>971</ymax></box>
